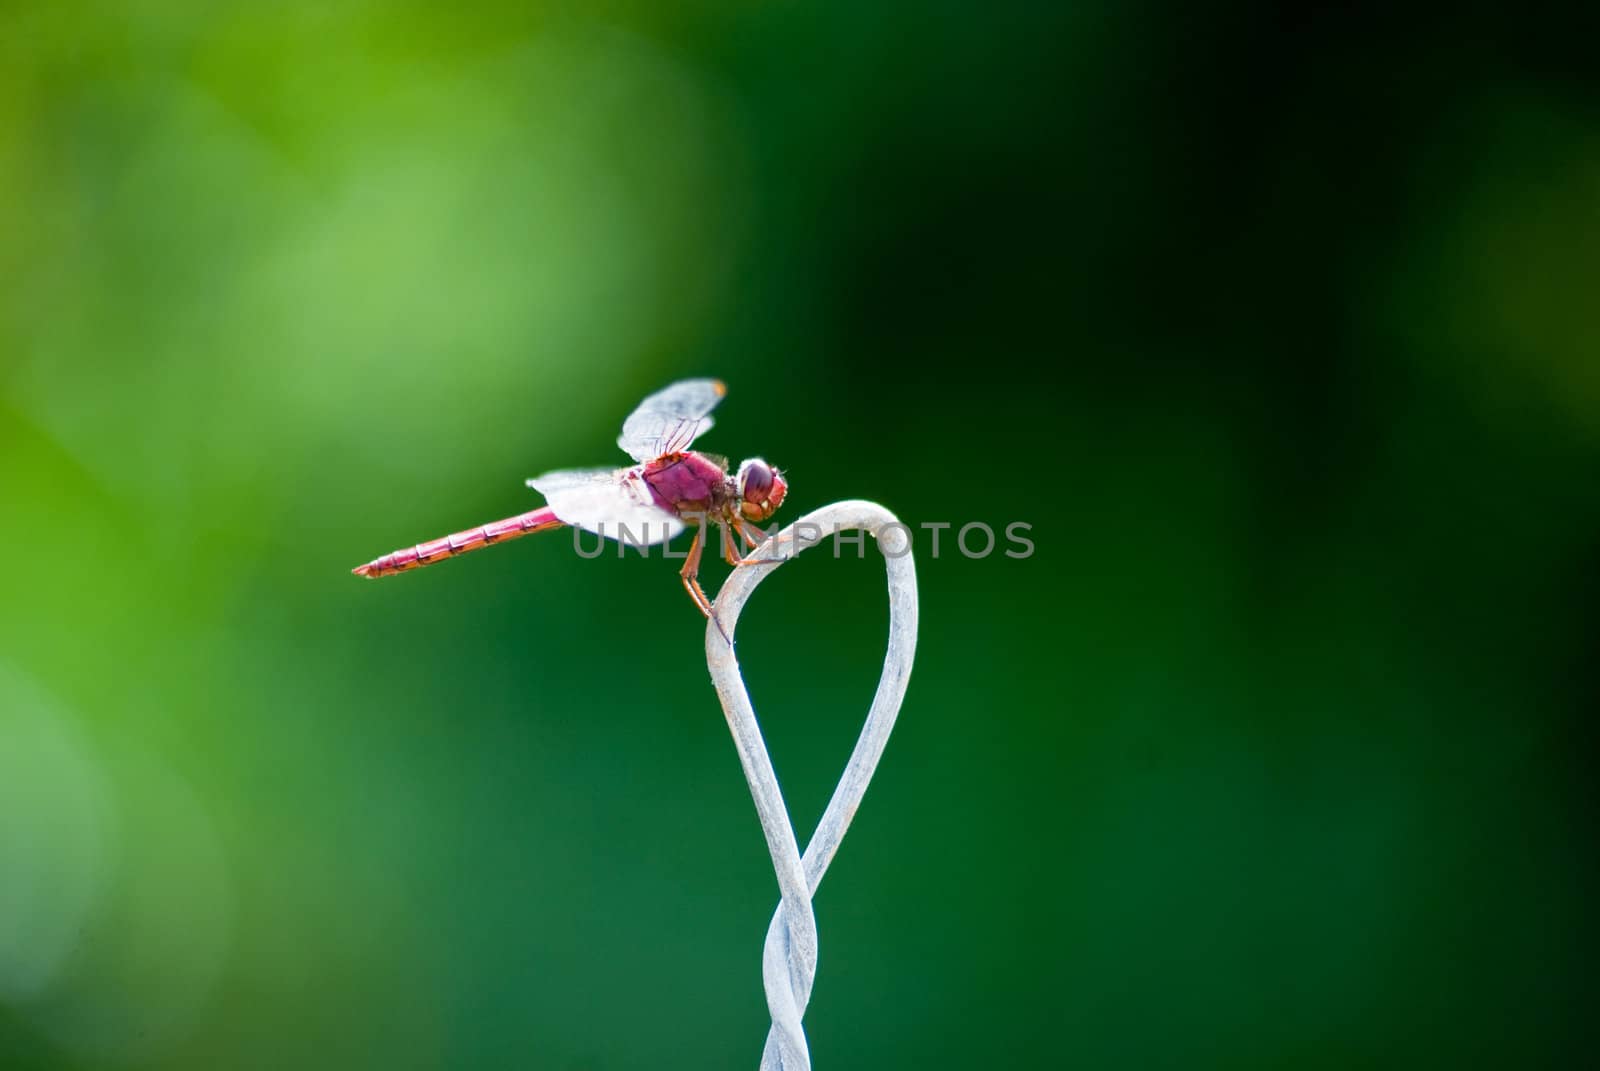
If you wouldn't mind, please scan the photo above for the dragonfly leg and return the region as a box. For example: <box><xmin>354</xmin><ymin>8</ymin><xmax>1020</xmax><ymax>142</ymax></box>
<box><xmin>719</xmin><ymin>521</ymin><xmax>743</xmax><ymax>567</ymax></box>
<box><xmin>679</xmin><ymin>523</ymin><xmax>714</xmax><ymax>618</ymax></box>
<box><xmin>734</xmin><ymin>516</ymin><xmax>784</xmax><ymax>568</ymax></box>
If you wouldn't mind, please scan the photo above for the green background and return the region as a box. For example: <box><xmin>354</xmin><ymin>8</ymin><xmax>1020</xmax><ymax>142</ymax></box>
<box><xmin>2</xmin><ymin>3</ymin><xmax>1595</xmax><ymax>1068</ymax></box>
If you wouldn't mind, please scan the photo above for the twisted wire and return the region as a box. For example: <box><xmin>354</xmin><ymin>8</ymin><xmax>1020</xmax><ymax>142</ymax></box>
<box><xmin>706</xmin><ymin>501</ymin><xmax>920</xmax><ymax>1070</ymax></box>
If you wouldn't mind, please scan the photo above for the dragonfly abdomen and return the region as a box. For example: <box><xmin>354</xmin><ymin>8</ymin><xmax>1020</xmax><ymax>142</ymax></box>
<box><xmin>353</xmin><ymin>506</ymin><xmax>563</xmax><ymax>578</ymax></box>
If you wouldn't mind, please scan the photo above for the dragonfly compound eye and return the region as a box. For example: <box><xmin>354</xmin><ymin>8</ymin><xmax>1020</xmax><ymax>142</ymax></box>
<box><xmin>738</xmin><ymin>458</ymin><xmax>786</xmax><ymax>520</ymax></box>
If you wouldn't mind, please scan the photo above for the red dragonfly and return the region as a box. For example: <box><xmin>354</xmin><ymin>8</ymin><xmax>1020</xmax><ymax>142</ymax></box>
<box><xmin>352</xmin><ymin>379</ymin><xmax>787</xmax><ymax>615</ymax></box>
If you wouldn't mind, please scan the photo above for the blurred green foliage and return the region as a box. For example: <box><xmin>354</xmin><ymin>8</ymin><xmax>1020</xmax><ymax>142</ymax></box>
<box><xmin>2</xmin><ymin>2</ymin><xmax>1596</xmax><ymax>1068</ymax></box>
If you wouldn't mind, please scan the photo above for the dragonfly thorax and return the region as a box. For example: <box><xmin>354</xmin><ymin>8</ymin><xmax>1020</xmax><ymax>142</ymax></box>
<box><xmin>641</xmin><ymin>451</ymin><xmax>740</xmax><ymax>521</ymax></box>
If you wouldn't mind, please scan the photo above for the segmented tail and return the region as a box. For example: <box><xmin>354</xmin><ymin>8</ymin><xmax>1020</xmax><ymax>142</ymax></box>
<box><xmin>352</xmin><ymin>507</ymin><xmax>564</xmax><ymax>578</ymax></box>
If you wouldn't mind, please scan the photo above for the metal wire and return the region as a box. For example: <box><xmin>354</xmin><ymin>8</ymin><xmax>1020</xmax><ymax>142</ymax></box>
<box><xmin>706</xmin><ymin>501</ymin><xmax>920</xmax><ymax>1071</ymax></box>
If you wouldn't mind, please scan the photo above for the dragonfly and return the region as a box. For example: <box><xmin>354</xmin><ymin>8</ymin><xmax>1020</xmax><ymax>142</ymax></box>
<box><xmin>351</xmin><ymin>378</ymin><xmax>788</xmax><ymax>615</ymax></box>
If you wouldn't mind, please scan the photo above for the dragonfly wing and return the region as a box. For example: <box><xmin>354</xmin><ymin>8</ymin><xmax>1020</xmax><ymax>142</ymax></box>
<box><xmin>527</xmin><ymin>467</ymin><xmax>684</xmax><ymax>547</ymax></box>
<box><xmin>616</xmin><ymin>378</ymin><xmax>727</xmax><ymax>462</ymax></box>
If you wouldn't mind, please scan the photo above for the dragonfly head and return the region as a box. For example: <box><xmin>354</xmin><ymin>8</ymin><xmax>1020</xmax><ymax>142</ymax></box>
<box><xmin>737</xmin><ymin>458</ymin><xmax>787</xmax><ymax>522</ymax></box>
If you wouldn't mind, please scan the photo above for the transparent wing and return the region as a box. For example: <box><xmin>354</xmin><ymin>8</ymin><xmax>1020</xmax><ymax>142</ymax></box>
<box><xmin>527</xmin><ymin>467</ymin><xmax>684</xmax><ymax>547</ymax></box>
<box><xmin>616</xmin><ymin>378</ymin><xmax>727</xmax><ymax>462</ymax></box>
